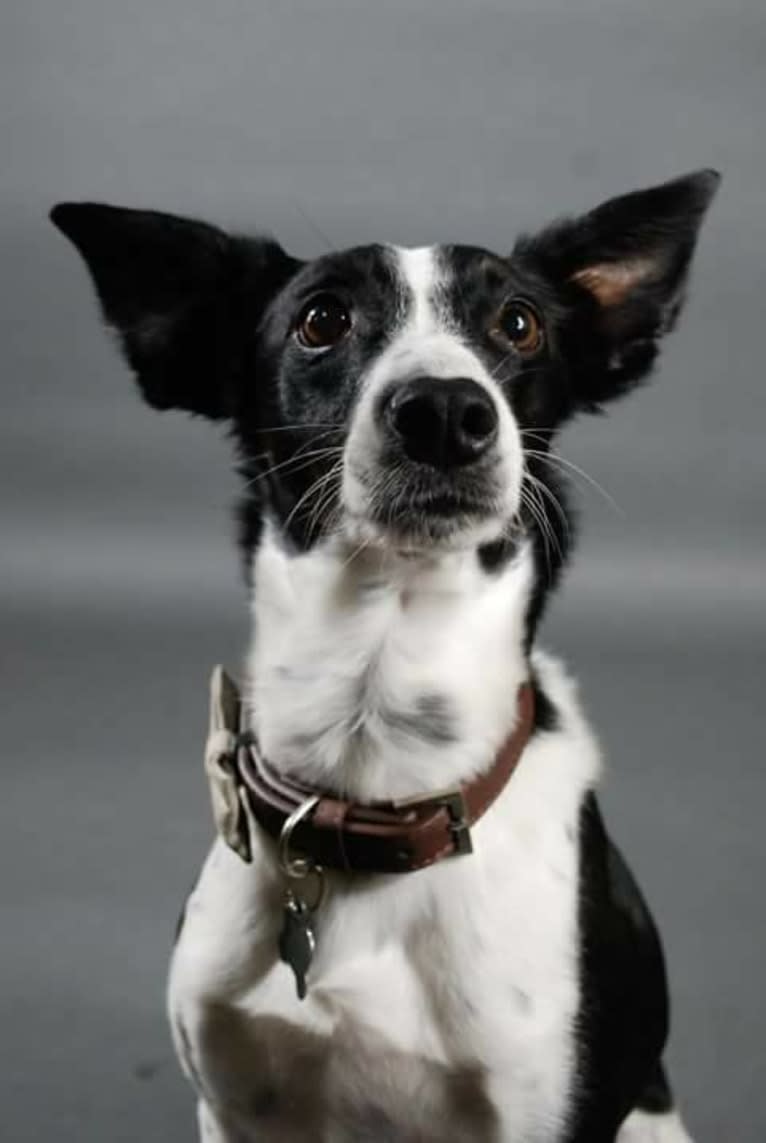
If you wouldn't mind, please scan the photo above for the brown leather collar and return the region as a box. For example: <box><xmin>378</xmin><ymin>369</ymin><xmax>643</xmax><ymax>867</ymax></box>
<box><xmin>205</xmin><ymin>666</ymin><xmax>535</xmax><ymax>875</ymax></box>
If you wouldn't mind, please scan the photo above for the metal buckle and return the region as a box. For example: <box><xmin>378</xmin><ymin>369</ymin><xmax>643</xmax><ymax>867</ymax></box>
<box><xmin>394</xmin><ymin>786</ymin><xmax>474</xmax><ymax>857</ymax></box>
<box><xmin>436</xmin><ymin>790</ymin><xmax>474</xmax><ymax>856</ymax></box>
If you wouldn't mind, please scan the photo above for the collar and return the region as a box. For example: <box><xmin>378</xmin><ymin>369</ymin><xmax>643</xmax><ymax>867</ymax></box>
<box><xmin>204</xmin><ymin>665</ymin><xmax>535</xmax><ymax>874</ymax></box>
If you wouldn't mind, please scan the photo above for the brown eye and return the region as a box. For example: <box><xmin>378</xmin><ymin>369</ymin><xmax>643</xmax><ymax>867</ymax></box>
<box><xmin>496</xmin><ymin>300</ymin><xmax>543</xmax><ymax>355</ymax></box>
<box><xmin>295</xmin><ymin>293</ymin><xmax>351</xmax><ymax>349</ymax></box>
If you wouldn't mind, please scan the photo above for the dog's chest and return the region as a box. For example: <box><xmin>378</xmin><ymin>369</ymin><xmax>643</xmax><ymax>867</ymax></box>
<box><xmin>249</xmin><ymin>535</ymin><xmax>532</xmax><ymax>801</ymax></box>
<box><xmin>170</xmin><ymin>538</ymin><xmax>599</xmax><ymax>1138</ymax></box>
<box><xmin>170</xmin><ymin>717</ymin><xmax>593</xmax><ymax>1143</ymax></box>
<box><xmin>308</xmin><ymin>817</ymin><xmax>581</xmax><ymax>1142</ymax></box>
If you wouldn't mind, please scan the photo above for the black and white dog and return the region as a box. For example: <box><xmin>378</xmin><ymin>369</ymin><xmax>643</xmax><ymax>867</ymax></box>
<box><xmin>52</xmin><ymin>170</ymin><xmax>718</xmax><ymax>1143</ymax></box>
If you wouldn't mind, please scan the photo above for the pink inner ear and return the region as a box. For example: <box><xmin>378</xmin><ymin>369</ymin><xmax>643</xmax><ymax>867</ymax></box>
<box><xmin>571</xmin><ymin>255</ymin><xmax>657</xmax><ymax>307</ymax></box>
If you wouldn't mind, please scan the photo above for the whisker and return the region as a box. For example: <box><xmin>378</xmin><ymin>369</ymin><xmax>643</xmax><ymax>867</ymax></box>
<box><xmin>339</xmin><ymin>536</ymin><xmax>371</xmax><ymax>574</ymax></box>
<box><xmin>242</xmin><ymin>443</ymin><xmax>344</xmax><ymax>488</ymax></box>
<box><xmin>282</xmin><ymin>464</ymin><xmax>342</xmax><ymax>536</ymax></box>
<box><xmin>255</xmin><ymin>422</ymin><xmax>343</xmax><ymax>434</ymax></box>
<box><xmin>525</xmin><ymin>470</ymin><xmax>570</xmax><ymax>547</ymax></box>
<box><xmin>489</xmin><ymin>352</ymin><xmax>515</xmax><ymax>381</ymax></box>
<box><xmin>520</xmin><ymin>486</ymin><xmax>556</xmax><ymax>578</ymax></box>
<box><xmin>287</xmin><ymin>457</ymin><xmax>346</xmax><ymax>538</ymax></box>
<box><xmin>288</xmin><ymin>198</ymin><xmax>335</xmax><ymax>252</ymax></box>
<box><xmin>306</xmin><ymin>466</ymin><xmax>345</xmax><ymax>539</ymax></box>
<box><xmin>522</xmin><ymin>442</ymin><xmax>622</xmax><ymax>515</ymax></box>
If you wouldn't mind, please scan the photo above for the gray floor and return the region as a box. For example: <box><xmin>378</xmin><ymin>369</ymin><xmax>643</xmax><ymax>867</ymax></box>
<box><xmin>2</xmin><ymin>1</ymin><xmax>765</xmax><ymax>1139</ymax></box>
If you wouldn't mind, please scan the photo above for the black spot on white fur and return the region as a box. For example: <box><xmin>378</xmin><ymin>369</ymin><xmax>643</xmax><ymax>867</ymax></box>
<box><xmin>377</xmin><ymin>695</ymin><xmax>454</xmax><ymax>744</ymax></box>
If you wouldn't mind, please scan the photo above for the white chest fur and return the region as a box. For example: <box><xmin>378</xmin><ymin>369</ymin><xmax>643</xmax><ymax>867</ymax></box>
<box><xmin>168</xmin><ymin>532</ymin><xmax>601</xmax><ymax>1142</ymax></box>
<box><xmin>248</xmin><ymin>526</ymin><xmax>535</xmax><ymax>802</ymax></box>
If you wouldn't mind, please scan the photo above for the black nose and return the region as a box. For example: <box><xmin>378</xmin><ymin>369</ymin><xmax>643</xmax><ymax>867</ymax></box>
<box><xmin>383</xmin><ymin>377</ymin><xmax>499</xmax><ymax>468</ymax></box>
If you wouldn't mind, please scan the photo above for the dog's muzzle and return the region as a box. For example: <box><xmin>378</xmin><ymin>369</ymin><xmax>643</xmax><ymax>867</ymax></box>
<box><xmin>342</xmin><ymin>372</ymin><xmax>520</xmax><ymax>549</ymax></box>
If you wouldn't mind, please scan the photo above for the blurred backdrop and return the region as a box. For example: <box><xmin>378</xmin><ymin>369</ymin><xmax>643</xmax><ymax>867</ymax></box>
<box><xmin>1</xmin><ymin>2</ymin><xmax>764</xmax><ymax>1140</ymax></box>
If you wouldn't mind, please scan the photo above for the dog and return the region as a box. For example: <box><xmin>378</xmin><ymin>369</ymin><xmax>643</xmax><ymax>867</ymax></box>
<box><xmin>51</xmin><ymin>168</ymin><xmax>719</xmax><ymax>1142</ymax></box>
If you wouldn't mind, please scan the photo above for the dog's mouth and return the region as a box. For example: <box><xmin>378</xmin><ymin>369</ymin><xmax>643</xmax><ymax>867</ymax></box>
<box><xmin>343</xmin><ymin>465</ymin><xmax>514</xmax><ymax>552</ymax></box>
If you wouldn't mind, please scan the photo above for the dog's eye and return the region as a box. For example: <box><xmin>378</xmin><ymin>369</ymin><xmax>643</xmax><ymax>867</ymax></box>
<box><xmin>495</xmin><ymin>300</ymin><xmax>544</xmax><ymax>356</ymax></box>
<box><xmin>295</xmin><ymin>294</ymin><xmax>351</xmax><ymax>350</ymax></box>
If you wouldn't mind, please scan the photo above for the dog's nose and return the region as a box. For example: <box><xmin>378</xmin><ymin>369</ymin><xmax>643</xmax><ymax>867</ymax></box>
<box><xmin>383</xmin><ymin>377</ymin><xmax>498</xmax><ymax>468</ymax></box>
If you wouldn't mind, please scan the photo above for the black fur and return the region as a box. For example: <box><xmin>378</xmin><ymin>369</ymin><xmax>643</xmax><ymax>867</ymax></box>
<box><xmin>50</xmin><ymin>202</ymin><xmax>298</xmax><ymax>419</ymax></box>
<box><xmin>634</xmin><ymin>1060</ymin><xmax>675</xmax><ymax>1116</ymax></box>
<box><xmin>530</xmin><ymin>673</ymin><xmax>560</xmax><ymax>734</ymax></box>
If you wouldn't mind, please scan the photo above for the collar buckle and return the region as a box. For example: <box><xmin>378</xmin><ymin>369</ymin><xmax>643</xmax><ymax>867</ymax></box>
<box><xmin>436</xmin><ymin>789</ymin><xmax>474</xmax><ymax>856</ymax></box>
<box><xmin>393</xmin><ymin>785</ymin><xmax>474</xmax><ymax>857</ymax></box>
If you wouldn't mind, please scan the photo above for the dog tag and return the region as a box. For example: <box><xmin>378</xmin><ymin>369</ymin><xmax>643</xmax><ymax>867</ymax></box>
<box><xmin>278</xmin><ymin>890</ymin><xmax>316</xmax><ymax>1000</ymax></box>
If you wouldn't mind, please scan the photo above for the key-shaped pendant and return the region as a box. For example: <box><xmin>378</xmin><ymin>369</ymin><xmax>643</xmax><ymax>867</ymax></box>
<box><xmin>278</xmin><ymin>889</ymin><xmax>316</xmax><ymax>1000</ymax></box>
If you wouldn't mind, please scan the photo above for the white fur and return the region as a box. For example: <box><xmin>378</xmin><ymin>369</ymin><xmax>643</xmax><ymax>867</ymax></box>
<box><xmin>617</xmin><ymin>1109</ymin><xmax>694</xmax><ymax>1143</ymax></box>
<box><xmin>248</xmin><ymin>527</ymin><xmax>533</xmax><ymax>800</ymax></box>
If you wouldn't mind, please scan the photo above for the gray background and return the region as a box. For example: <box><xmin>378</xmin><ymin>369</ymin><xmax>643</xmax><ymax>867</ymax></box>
<box><xmin>1</xmin><ymin>1</ymin><xmax>764</xmax><ymax>1140</ymax></box>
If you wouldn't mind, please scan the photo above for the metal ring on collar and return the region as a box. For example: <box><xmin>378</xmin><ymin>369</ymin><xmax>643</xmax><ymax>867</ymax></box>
<box><xmin>278</xmin><ymin>795</ymin><xmax>321</xmax><ymax>880</ymax></box>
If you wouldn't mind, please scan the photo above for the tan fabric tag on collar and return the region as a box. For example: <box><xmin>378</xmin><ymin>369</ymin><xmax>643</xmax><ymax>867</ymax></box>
<box><xmin>204</xmin><ymin>665</ymin><xmax>252</xmax><ymax>862</ymax></box>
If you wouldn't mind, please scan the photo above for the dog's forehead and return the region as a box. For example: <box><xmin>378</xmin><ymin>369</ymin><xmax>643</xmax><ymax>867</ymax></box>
<box><xmin>284</xmin><ymin>244</ymin><xmax>397</xmax><ymax>298</ymax></box>
<box><xmin>283</xmin><ymin>243</ymin><xmax>509</xmax><ymax>304</ymax></box>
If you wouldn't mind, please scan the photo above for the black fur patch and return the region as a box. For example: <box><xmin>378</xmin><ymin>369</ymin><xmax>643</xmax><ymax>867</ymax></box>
<box><xmin>634</xmin><ymin>1059</ymin><xmax>675</xmax><ymax>1116</ymax></box>
<box><xmin>415</xmin><ymin>693</ymin><xmax>458</xmax><ymax>745</ymax></box>
<box><xmin>377</xmin><ymin>696</ymin><xmax>453</xmax><ymax>744</ymax></box>
<box><xmin>570</xmin><ymin>793</ymin><xmax>669</xmax><ymax>1140</ymax></box>
<box><xmin>530</xmin><ymin>673</ymin><xmax>560</xmax><ymax>733</ymax></box>
<box><xmin>377</xmin><ymin>694</ymin><xmax>456</xmax><ymax>745</ymax></box>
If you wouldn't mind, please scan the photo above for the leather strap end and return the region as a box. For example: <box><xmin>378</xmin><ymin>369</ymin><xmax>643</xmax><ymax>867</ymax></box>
<box><xmin>204</xmin><ymin>666</ymin><xmax>252</xmax><ymax>862</ymax></box>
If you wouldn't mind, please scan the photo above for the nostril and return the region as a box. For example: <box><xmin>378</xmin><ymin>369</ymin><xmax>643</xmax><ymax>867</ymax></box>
<box><xmin>392</xmin><ymin>393</ymin><xmax>443</xmax><ymax>442</ymax></box>
<box><xmin>460</xmin><ymin>398</ymin><xmax>497</xmax><ymax>443</ymax></box>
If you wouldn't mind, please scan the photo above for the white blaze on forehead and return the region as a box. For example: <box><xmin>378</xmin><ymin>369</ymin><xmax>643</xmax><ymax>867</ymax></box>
<box><xmin>382</xmin><ymin>244</ymin><xmax>485</xmax><ymax>382</ymax></box>
<box><xmin>342</xmin><ymin>241</ymin><xmax>524</xmax><ymax>532</ymax></box>
<box><xmin>393</xmin><ymin>245</ymin><xmax>445</xmax><ymax>334</ymax></box>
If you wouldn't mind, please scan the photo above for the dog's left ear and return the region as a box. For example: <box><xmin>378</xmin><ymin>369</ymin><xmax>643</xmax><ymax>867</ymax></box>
<box><xmin>522</xmin><ymin>169</ymin><xmax>720</xmax><ymax>409</ymax></box>
<box><xmin>50</xmin><ymin>202</ymin><xmax>298</xmax><ymax>419</ymax></box>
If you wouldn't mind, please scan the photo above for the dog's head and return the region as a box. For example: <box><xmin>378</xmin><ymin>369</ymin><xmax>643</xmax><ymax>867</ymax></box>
<box><xmin>51</xmin><ymin>171</ymin><xmax>718</xmax><ymax>602</ymax></box>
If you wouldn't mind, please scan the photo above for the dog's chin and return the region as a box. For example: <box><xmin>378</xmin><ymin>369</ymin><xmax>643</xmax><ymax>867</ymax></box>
<box><xmin>343</xmin><ymin>500</ymin><xmax>514</xmax><ymax>556</ymax></box>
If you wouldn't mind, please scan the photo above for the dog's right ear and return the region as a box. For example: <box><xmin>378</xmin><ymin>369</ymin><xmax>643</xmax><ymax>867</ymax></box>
<box><xmin>50</xmin><ymin>203</ymin><xmax>298</xmax><ymax>419</ymax></box>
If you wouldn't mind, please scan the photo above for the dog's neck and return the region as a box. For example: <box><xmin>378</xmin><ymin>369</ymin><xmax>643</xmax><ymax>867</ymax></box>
<box><xmin>245</xmin><ymin>520</ymin><xmax>534</xmax><ymax>804</ymax></box>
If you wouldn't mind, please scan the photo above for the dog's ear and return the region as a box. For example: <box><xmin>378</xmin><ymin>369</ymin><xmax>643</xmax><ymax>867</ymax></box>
<box><xmin>50</xmin><ymin>202</ymin><xmax>298</xmax><ymax>419</ymax></box>
<box><xmin>520</xmin><ymin>170</ymin><xmax>720</xmax><ymax>409</ymax></box>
